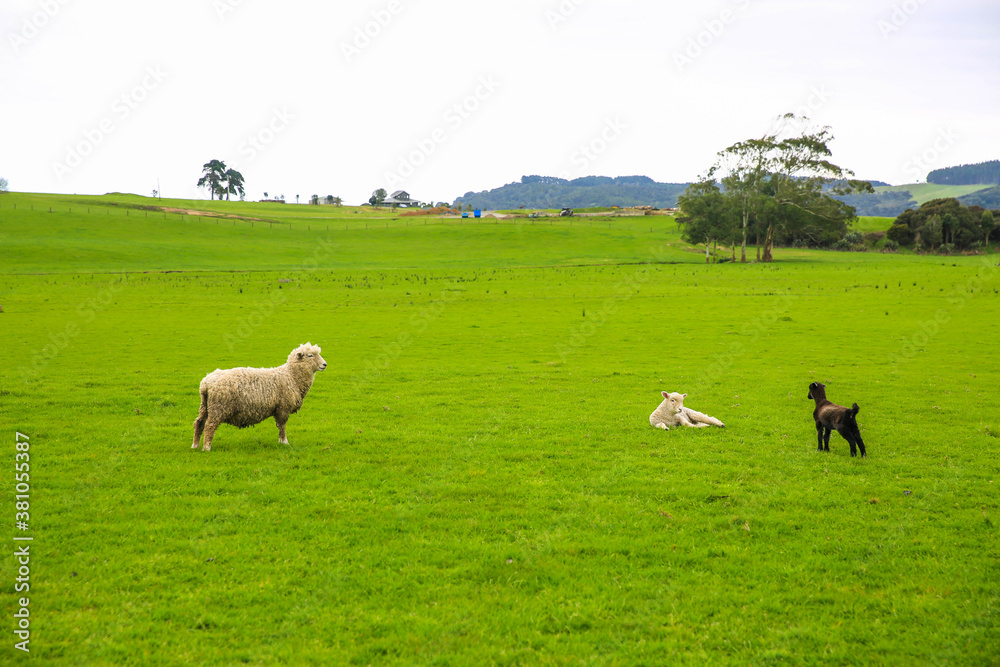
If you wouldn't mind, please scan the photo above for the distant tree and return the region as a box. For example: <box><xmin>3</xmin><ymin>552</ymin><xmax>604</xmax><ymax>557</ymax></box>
<box><xmin>0</xmin><ymin>177</ymin><xmax>8</xmax><ymax>192</ymax></box>
<box><xmin>919</xmin><ymin>215</ymin><xmax>944</xmax><ymax>249</ymax></box>
<box><xmin>151</xmin><ymin>189</ymin><xmax>159</xmax><ymax>198</ymax></box>
<box><xmin>223</xmin><ymin>168</ymin><xmax>245</xmax><ymax>201</ymax></box>
<box><xmin>197</xmin><ymin>160</ymin><xmax>227</xmax><ymax>200</ymax></box>
<box><xmin>982</xmin><ymin>210</ymin><xmax>996</xmax><ymax>246</ymax></box>
<box><xmin>369</xmin><ymin>188</ymin><xmax>387</xmax><ymax>209</ymax></box>
<box><xmin>310</xmin><ymin>194</ymin><xmax>319</xmax><ymax>205</ymax></box>
<box><xmin>263</xmin><ymin>191</ymin><xmax>269</xmax><ymax>199</ymax></box>
<box><xmin>677</xmin><ymin>180</ymin><xmax>739</xmax><ymax>262</ymax></box>
<box><xmin>295</xmin><ymin>194</ymin><xmax>300</xmax><ymax>204</ymax></box>
<box><xmin>332</xmin><ymin>196</ymin><xmax>343</xmax><ymax>206</ymax></box>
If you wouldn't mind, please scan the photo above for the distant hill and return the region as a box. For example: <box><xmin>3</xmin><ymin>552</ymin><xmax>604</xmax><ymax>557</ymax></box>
<box><xmin>453</xmin><ymin>175</ymin><xmax>689</xmax><ymax>210</ymax></box>
<box><xmin>957</xmin><ymin>186</ymin><xmax>1000</xmax><ymax>209</ymax></box>
<box><xmin>830</xmin><ymin>190</ymin><xmax>917</xmax><ymax>217</ymax></box>
<box><xmin>927</xmin><ymin>160</ymin><xmax>1000</xmax><ymax>186</ymax></box>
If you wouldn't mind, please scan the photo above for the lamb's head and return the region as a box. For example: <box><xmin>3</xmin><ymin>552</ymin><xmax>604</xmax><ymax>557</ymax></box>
<box><xmin>660</xmin><ymin>391</ymin><xmax>687</xmax><ymax>413</ymax></box>
<box><xmin>807</xmin><ymin>382</ymin><xmax>826</xmax><ymax>400</ymax></box>
<box><xmin>288</xmin><ymin>342</ymin><xmax>327</xmax><ymax>373</ymax></box>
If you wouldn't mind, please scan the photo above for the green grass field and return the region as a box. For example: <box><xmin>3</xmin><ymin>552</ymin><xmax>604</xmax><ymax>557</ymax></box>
<box><xmin>875</xmin><ymin>183</ymin><xmax>992</xmax><ymax>206</ymax></box>
<box><xmin>2</xmin><ymin>193</ymin><xmax>998</xmax><ymax>664</ymax></box>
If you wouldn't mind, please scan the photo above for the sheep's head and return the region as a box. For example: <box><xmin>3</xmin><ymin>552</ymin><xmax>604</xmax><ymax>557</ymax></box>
<box><xmin>807</xmin><ymin>382</ymin><xmax>825</xmax><ymax>400</ymax></box>
<box><xmin>289</xmin><ymin>342</ymin><xmax>327</xmax><ymax>372</ymax></box>
<box><xmin>661</xmin><ymin>391</ymin><xmax>687</xmax><ymax>413</ymax></box>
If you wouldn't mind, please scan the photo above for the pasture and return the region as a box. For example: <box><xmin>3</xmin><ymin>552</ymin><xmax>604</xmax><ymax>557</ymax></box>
<box><xmin>1</xmin><ymin>193</ymin><xmax>998</xmax><ymax>664</ymax></box>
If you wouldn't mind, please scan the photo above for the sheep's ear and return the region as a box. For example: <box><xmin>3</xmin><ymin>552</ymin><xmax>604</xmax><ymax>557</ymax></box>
<box><xmin>681</xmin><ymin>393</ymin><xmax>687</xmax><ymax>399</ymax></box>
<box><xmin>662</xmin><ymin>391</ymin><xmax>669</xmax><ymax>399</ymax></box>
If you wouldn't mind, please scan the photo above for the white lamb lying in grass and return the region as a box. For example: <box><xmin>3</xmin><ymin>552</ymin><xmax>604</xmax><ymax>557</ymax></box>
<box><xmin>649</xmin><ymin>391</ymin><xmax>725</xmax><ymax>430</ymax></box>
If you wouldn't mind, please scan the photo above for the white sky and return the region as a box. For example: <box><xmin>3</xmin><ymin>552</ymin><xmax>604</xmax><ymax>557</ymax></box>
<box><xmin>1</xmin><ymin>0</ymin><xmax>998</xmax><ymax>205</ymax></box>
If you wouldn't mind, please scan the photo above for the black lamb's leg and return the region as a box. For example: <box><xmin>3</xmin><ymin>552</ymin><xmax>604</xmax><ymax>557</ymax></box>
<box><xmin>855</xmin><ymin>426</ymin><xmax>867</xmax><ymax>458</ymax></box>
<box><xmin>841</xmin><ymin>428</ymin><xmax>857</xmax><ymax>457</ymax></box>
<box><xmin>816</xmin><ymin>423</ymin><xmax>825</xmax><ymax>451</ymax></box>
<box><xmin>823</xmin><ymin>427</ymin><xmax>832</xmax><ymax>452</ymax></box>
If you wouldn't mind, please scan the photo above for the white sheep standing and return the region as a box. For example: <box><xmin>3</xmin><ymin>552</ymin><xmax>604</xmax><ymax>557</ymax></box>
<box><xmin>192</xmin><ymin>342</ymin><xmax>327</xmax><ymax>451</ymax></box>
<box><xmin>650</xmin><ymin>391</ymin><xmax>725</xmax><ymax>430</ymax></box>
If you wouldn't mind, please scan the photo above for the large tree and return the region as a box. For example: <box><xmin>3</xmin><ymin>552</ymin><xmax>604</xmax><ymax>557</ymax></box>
<box><xmin>223</xmin><ymin>168</ymin><xmax>245</xmax><ymax>201</ymax></box>
<box><xmin>702</xmin><ymin>114</ymin><xmax>872</xmax><ymax>262</ymax></box>
<box><xmin>197</xmin><ymin>160</ymin><xmax>227</xmax><ymax>200</ymax></box>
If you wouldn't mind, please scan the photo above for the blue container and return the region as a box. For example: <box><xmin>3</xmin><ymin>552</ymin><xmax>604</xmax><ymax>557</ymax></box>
<box><xmin>462</xmin><ymin>212</ymin><xmax>469</xmax><ymax>218</ymax></box>
<box><xmin>474</xmin><ymin>209</ymin><xmax>482</xmax><ymax>218</ymax></box>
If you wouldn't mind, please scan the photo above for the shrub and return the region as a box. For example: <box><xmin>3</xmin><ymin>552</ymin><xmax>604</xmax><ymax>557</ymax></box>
<box><xmin>887</xmin><ymin>221</ymin><xmax>914</xmax><ymax>245</ymax></box>
<box><xmin>834</xmin><ymin>231</ymin><xmax>866</xmax><ymax>251</ymax></box>
<box><xmin>882</xmin><ymin>239</ymin><xmax>899</xmax><ymax>252</ymax></box>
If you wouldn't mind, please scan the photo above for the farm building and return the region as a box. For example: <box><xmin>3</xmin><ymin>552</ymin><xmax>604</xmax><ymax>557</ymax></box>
<box><xmin>383</xmin><ymin>190</ymin><xmax>422</xmax><ymax>207</ymax></box>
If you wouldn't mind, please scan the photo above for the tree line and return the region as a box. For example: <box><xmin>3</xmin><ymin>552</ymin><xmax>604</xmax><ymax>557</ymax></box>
<box><xmin>886</xmin><ymin>198</ymin><xmax>996</xmax><ymax>251</ymax></box>
<box><xmin>927</xmin><ymin>160</ymin><xmax>1000</xmax><ymax>186</ymax></box>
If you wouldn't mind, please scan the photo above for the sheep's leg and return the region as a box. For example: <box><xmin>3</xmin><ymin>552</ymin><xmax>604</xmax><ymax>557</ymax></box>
<box><xmin>192</xmin><ymin>393</ymin><xmax>208</xmax><ymax>449</ymax></box>
<box><xmin>275</xmin><ymin>414</ymin><xmax>290</xmax><ymax>445</ymax></box>
<box><xmin>202</xmin><ymin>418</ymin><xmax>221</xmax><ymax>452</ymax></box>
<box><xmin>677</xmin><ymin>412</ymin><xmax>708</xmax><ymax>428</ymax></box>
<box><xmin>815</xmin><ymin>423</ymin><xmax>825</xmax><ymax>451</ymax></box>
<box><xmin>686</xmin><ymin>408</ymin><xmax>724</xmax><ymax>427</ymax></box>
<box><xmin>654</xmin><ymin>422</ymin><xmax>669</xmax><ymax>430</ymax></box>
<box><xmin>822</xmin><ymin>426</ymin><xmax>832</xmax><ymax>451</ymax></box>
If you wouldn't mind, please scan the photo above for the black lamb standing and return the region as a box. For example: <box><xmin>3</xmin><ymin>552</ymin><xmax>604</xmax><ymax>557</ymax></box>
<box><xmin>807</xmin><ymin>382</ymin><xmax>867</xmax><ymax>457</ymax></box>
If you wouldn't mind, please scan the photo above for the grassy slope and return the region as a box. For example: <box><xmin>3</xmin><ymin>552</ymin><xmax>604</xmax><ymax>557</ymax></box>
<box><xmin>875</xmin><ymin>183</ymin><xmax>992</xmax><ymax>206</ymax></box>
<box><xmin>1</xmin><ymin>193</ymin><xmax>998</xmax><ymax>664</ymax></box>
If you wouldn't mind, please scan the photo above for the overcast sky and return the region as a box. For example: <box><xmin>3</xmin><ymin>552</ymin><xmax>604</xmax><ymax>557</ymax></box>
<box><xmin>2</xmin><ymin>0</ymin><xmax>998</xmax><ymax>205</ymax></box>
